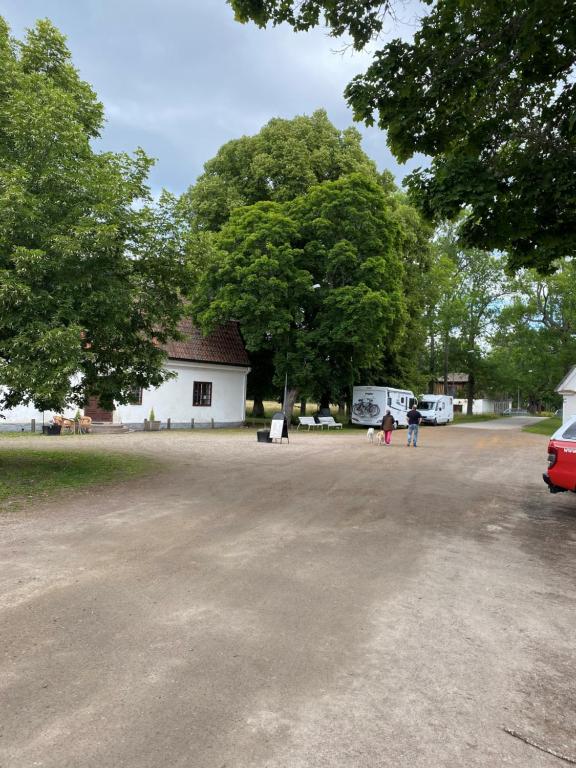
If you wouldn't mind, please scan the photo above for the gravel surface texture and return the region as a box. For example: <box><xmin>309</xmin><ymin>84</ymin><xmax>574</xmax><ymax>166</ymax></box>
<box><xmin>1</xmin><ymin>424</ymin><xmax>575</xmax><ymax>768</ymax></box>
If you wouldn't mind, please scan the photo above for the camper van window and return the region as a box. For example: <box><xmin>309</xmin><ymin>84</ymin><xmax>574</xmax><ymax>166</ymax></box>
<box><xmin>419</xmin><ymin>402</ymin><xmax>433</xmax><ymax>410</ymax></box>
<box><xmin>387</xmin><ymin>397</ymin><xmax>391</xmax><ymax>406</ymax></box>
<box><xmin>401</xmin><ymin>396</ymin><xmax>405</xmax><ymax>404</ymax></box>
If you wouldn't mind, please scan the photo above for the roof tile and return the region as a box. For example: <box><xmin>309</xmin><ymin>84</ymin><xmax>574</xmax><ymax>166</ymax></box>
<box><xmin>166</xmin><ymin>319</ymin><xmax>250</xmax><ymax>368</ymax></box>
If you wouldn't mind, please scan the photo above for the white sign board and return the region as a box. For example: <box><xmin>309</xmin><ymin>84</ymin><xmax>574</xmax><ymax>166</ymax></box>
<box><xmin>269</xmin><ymin>419</ymin><xmax>284</xmax><ymax>440</ymax></box>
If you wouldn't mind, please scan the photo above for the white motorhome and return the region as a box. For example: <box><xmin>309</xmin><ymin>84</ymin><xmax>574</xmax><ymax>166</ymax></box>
<box><xmin>417</xmin><ymin>394</ymin><xmax>453</xmax><ymax>425</ymax></box>
<box><xmin>351</xmin><ymin>385</ymin><xmax>416</xmax><ymax>427</ymax></box>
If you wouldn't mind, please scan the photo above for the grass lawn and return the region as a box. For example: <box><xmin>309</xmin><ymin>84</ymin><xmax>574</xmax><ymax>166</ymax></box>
<box><xmin>523</xmin><ymin>417</ymin><xmax>562</xmax><ymax>436</ymax></box>
<box><xmin>0</xmin><ymin>449</ymin><xmax>152</xmax><ymax>511</ymax></box>
<box><xmin>0</xmin><ymin>431</ymin><xmax>43</xmax><ymax>439</ymax></box>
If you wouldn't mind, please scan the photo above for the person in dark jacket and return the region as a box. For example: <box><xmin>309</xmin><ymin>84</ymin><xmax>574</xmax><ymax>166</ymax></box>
<box><xmin>381</xmin><ymin>410</ymin><xmax>395</xmax><ymax>445</ymax></box>
<box><xmin>407</xmin><ymin>405</ymin><xmax>422</xmax><ymax>447</ymax></box>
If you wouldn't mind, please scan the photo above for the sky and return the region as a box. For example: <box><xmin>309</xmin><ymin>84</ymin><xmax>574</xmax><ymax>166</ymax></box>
<box><xmin>0</xmin><ymin>0</ymin><xmax>427</xmax><ymax>197</ymax></box>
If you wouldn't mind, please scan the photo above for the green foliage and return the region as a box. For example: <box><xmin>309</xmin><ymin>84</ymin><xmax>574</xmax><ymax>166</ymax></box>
<box><xmin>0</xmin><ymin>18</ymin><xmax>189</xmax><ymax>413</ymax></box>
<box><xmin>229</xmin><ymin>1</ymin><xmax>389</xmax><ymax>48</ymax></box>
<box><xmin>0</xmin><ymin>448</ymin><xmax>152</xmax><ymax>511</ymax></box>
<box><xmin>185</xmin><ymin>109</ymin><xmax>379</xmax><ymax>231</ymax></box>
<box><xmin>425</xmin><ymin>221</ymin><xmax>511</xmax><ymax>409</ymax></box>
<box><xmin>191</xmin><ymin>173</ymin><xmax>408</xmax><ymax>404</ymax></box>
<box><xmin>486</xmin><ymin>260</ymin><xmax>576</xmax><ymax>408</ymax></box>
<box><xmin>229</xmin><ymin>1</ymin><xmax>576</xmax><ymax>271</ymax></box>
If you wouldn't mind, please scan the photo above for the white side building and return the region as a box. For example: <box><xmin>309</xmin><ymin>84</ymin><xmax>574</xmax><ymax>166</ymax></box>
<box><xmin>556</xmin><ymin>366</ymin><xmax>576</xmax><ymax>422</ymax></box>
<box><xmin>0</xmin><ymin>320</ymin><xmax>251</xmax><ymax>430</ymax></box>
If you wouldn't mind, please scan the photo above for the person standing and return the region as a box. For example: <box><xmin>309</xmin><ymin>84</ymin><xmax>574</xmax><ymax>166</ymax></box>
<box><xmin>406</xmin><ymin>404</ymin><xmax>422</xmax><ymax>447</ymax></box>
<box><xmin>381</xmin><ymin>410</ymin><xmax>395</xmax><ymax>445</ymax></box>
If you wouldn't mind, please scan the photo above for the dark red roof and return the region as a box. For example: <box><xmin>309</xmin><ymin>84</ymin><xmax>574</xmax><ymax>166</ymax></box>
<box><xmin>165</xmin><ymin>319</ymin><xmax>250</xmax><ymax>367</ymax></box>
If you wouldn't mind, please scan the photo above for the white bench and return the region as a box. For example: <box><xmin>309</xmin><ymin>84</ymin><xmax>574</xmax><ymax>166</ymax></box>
<box><xmin>318</xmin><ymin>416</ymin><xmax>343</xmax><ymax>429</ymax></box>
<box><xmin>297</xmin><ymin>416</ymin><xmax>324</xmax><ymax>430</ymax></box>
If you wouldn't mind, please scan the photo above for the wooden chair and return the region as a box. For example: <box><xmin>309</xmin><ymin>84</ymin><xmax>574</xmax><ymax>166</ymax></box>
<box><xmin>79</xmin><ymin>416</ymin><xmax>92</xmax><ymax>434</ymax></box>
<box><xmin>61</xmin><ymin>418</ymin><xmax>76</xmax><ymax>434</ymax></box>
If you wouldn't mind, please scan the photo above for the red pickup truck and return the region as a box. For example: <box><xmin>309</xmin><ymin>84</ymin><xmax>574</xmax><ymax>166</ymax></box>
<box><xmin>543</xmin><ymin>416</ymin><xmax>576</xmax><ymax>493</ymax></box>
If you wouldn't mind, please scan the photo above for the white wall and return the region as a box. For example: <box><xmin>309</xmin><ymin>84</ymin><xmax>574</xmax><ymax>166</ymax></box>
<box><xmin>1</xmin><ymin>361</ymin><xmax>249</xmax><ymax>428</ymax></box>
<box><xmin>562</xmin><ymin>394</ymin><xmax>576</xmax><ymax>422</ymax></box>
<box><xmin>453</xmin><ymin>398</ymin><xmax>506</xmax><ymax>415</ymax></box>
<box><xmin>0</xmin><ymin>392</ymin><xmax>49</xmax><ymax>429</ymax></box>
<box><xmin>115</xmin><ymin>361</ymin><xmax>249</xmax><ymax>426</ymax></box>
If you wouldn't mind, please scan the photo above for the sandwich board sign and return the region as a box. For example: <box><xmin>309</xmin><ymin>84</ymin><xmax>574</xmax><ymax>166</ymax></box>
<box><xmin>270</xmin><ymin>412</ymin><xmax>289</xmax><ymax>443</ymax></box>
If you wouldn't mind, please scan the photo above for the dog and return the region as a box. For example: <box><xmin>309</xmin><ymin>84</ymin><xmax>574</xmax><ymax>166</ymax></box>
<box><xmin>376</xmin><ymin>430</ymin><xmax>385</xmax><ymax>446</ymax></box>
<box><xmin>367</xmin><ymin>427</ymin><xmax>374</xmax><ymax>443</ymax></box>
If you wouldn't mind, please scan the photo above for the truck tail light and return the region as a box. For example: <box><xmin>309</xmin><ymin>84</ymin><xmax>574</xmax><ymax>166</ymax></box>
<box><xmin>548</xmin><ymin>447</ymin><xmax>558</xmax><ymax>468</ymax></box>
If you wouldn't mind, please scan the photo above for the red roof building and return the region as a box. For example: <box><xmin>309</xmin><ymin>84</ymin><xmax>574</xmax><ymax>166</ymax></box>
<box><xmin>166</xmin><ymin>319</ymin><xmax>250</xmax><ymax>368</ymax></box>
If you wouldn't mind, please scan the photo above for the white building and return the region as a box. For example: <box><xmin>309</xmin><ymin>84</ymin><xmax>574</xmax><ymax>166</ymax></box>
<box><xmin>1</xmin><ymin>320</ymin><xmax>251</xmax><ymax>430</ymax></box>
<box><xmin>453</xmin><ymin>397</ymin><xmax>511</xmax><ymax>415</ymax></box>
<box><xmin>556</xmin><ymin>366</ymin><xmax>576</xmax><ymax>422</ymax></box>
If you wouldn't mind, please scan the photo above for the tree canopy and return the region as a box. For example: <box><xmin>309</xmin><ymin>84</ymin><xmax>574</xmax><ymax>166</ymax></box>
<box><xmin>185</xmin><ymin>109</ymin><xmax>381</xmax><ymax>231</ymax></box>
<box><xmin>0</xmin><ymin>18</ymin><xmax>188</xmax><ymax>413</ymax></box>
<box><xmin>190</xmin><ymin>173</ymin><xmax>409</xmax><ymax>415</ymax></box>
<box><xmin>229</xmin><ymin>0</ymin><xmax>576</xmax><ymax>272</ymax></box>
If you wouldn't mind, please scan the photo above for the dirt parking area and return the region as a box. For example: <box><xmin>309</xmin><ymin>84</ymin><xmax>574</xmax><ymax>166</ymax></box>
<box><xmin>1</xmin><ymin>424</ymin><xmax>575</xmax><ymax>768</ymax></box>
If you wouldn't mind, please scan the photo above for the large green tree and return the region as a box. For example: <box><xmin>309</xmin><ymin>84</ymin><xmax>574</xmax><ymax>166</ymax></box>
<box><xmin>0</xmin><ymin>18</ymin><xmax>188</xmax><ymax>413</ymax></box>
<box><xmin>229</xmin><ymin>0</ymin><xmax>576</xmax><ymax>272</ymax></box>
<box><xmin>427</xmin><ymin>224</ymin><xmax>511</xmax><ymax>413</ymax></box>
<box><xmin>486</xmin><ymin>261</ymin><xmax>576</xmax><ymax>411</ymax></box>
<box><xmin>185</xmin><ymin>109</ymin><xmax>402</xmax><ymax>414</ymax></box>
<box><xmin>185</xmin><ymin>108</ymin><xmax>380</xmax><ymax>231</ymax></box>
<box><xmin>190</xmin><ymin>173</ymin><xmax>407</xmax><ymax>418</ymax></box>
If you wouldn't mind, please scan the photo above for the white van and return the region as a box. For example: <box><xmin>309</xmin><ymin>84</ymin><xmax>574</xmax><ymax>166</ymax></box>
<box><xmin>417</xmin><ymin>394</ymin><xmax>453</xmax><ymax>425</ymax></box>
<box><xmin>351</xmin><ymin>386</ymin><xmax>416</xmax><ymax>427</ymax></box>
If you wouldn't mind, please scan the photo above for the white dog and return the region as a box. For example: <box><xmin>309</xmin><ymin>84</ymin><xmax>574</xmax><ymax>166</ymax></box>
<box><xmin>367</xmin><ymin>427</ymin><xmax>374</xmax><ymax>443</ymax></box>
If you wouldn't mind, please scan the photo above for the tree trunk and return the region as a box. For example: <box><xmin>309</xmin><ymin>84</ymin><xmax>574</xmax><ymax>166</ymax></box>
<box><xmin>443</xmin><ymin>331</ymin><xmax>449</xmax><ymax>395</ymax></box>
<box><xmin>338</xmin><ymin>399</ymin><xmax>346</xmax><ymax>419</ymax></box>
<box><xmin>427</xmin><ymin>309</ymin><xmax>436</xmax><ymax>392</ymax></box>
<box><xmin>283</xmin><ymin>387</ymin><xmax>299</xmax><ymax>423</ymax></box>
<box><xmin>466</xmin><ymin>371</ymin><xmax>475</xmax><ymax>415</ymax></box>
<box><xmin>300</xmin><ymin>398</ymin><xmax>307</xmax><ymax>416</ymax></box>
<box><xmin>319</xmin><ymin>392</ymin><xmax>331</xmax><ymax>411</ymax></box>
<box><xmin>251</xmin><ymin>397</ymin><xmax>265</xmax><ymax>418</ymax></box>
<box><xmin>428</xmin><ymin>311</ymin><xmax>436</xmax><ymax>392</ymax></box>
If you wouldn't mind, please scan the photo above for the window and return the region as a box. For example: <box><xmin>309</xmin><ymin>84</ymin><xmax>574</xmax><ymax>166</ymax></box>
<box><xmin>193</xmin><ymin>381</ymin><xmax>212</xmax><ymax>407</ymax></box>
<box><xmin>128</xmin><ymin>387</ymin><xmax>143</xmax><ymax>405</ymax></box>
<box><xmin>561</xmin><ymin>422</ymin><xmax>576</xmax><ymax>441</ymax></box>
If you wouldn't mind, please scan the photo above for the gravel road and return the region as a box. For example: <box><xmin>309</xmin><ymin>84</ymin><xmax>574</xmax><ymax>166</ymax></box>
<box><xmin>1</xmin><ymin>425</ymin><xmax>575</xmax><ymax>768</ymax></box>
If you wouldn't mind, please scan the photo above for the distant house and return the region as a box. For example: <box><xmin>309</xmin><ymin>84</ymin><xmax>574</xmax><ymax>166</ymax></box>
<box><xmin>433</xmin><ymin>373</ymin><xmax>510</xmax><ymax>414</ymax></box>
<box><xmin>433</xmin><ymin>373</ymin><xmax>469</xmax><ymax>397</ymax></box>
<box><xmin>556</xmin><ymin>366</ymin><xmax>576</xmax><ymax>422</ymax></box>
<box><xmin>1</xmin><ymin>320</ymin><xmax>251</xmax><ymax>430</ymax></box>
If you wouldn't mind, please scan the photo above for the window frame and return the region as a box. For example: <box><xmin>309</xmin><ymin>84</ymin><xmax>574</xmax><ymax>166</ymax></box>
<box><xmin>128</xmin><ymin>387</ymin><xmax>143</xmax><ymax>406</ymax></box>
<box><xmin>193</xmin><ymin>381</ymin><xmax>213</xmax><ymax>407</ymax></box>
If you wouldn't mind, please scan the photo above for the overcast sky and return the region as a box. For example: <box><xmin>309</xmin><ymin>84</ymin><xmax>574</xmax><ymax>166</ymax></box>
<box><xmin>0</xmin><ymin>0</ymin><xmax>426</xmax><ymax>196</ymax></box>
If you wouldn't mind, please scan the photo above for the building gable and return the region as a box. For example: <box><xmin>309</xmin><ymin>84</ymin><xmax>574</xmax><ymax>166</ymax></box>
<box><xmin>556</xmin><ymin>365</ymin><xmax>576</xmax><ymax>394</ymax></box>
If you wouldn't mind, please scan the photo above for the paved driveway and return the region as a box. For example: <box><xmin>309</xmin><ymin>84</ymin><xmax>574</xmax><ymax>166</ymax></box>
<box><xmin>1</xmin><ymin>427</ymin><xmax>575</xmax><ymax>767</ymax></box>
<box><xmin>451</xmin><ymin>416</ymin><xmax>543</xmax><ymax>430</ymax></box>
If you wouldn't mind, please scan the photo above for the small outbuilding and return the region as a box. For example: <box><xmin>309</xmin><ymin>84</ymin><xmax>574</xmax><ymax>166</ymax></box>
<box><xmin>0</xmin><ymin>320</ymin><xmax>251</xmax><ymax>430</ymax></box>
<box><xmin>556</xmin><ymin>366</ymin><xmax>576</xmax><ymax>422</ymax></box>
